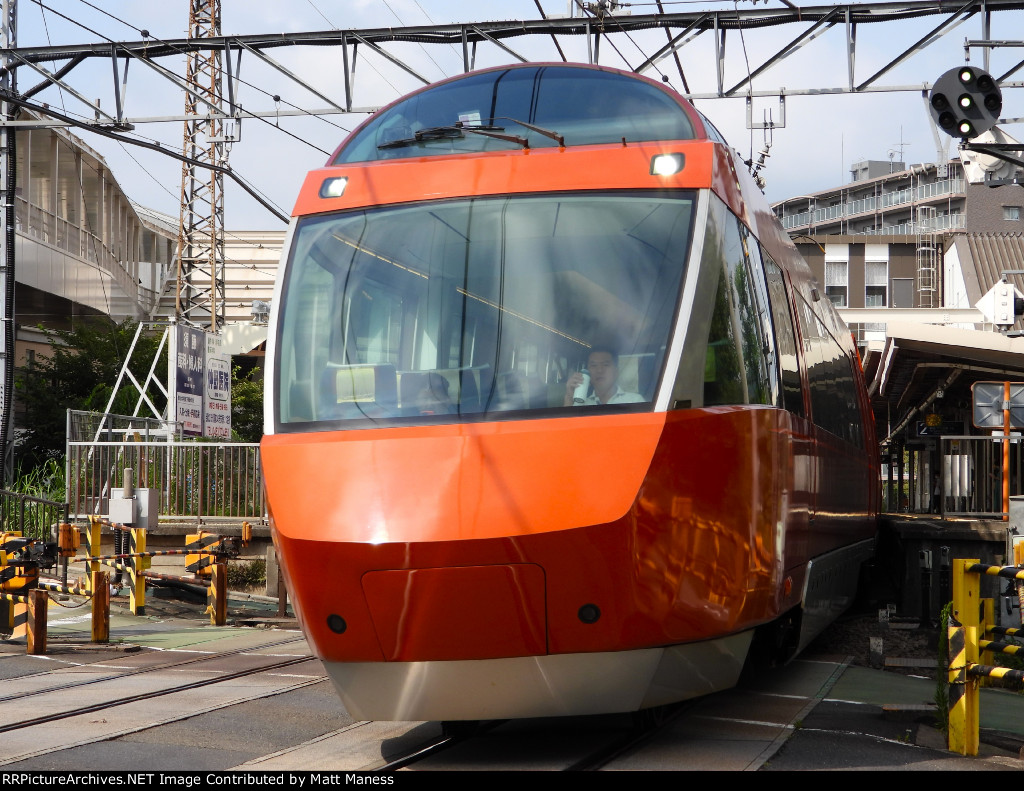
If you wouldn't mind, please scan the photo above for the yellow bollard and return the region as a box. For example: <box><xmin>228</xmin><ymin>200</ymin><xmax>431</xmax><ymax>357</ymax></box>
<box><xmin>85</xmin><ymin>516</ymin><xmax>102</xmax><ymax>591</ymax></box>
<box><xmin>26</xmin><ymin>588</ymin><xmax>48</xmax><ymax>655</ymax></box>
<box><xmin>128</xmin><ymin>528</ymin><xmax>146</xmax><ymax>616</ymax></box>
<box><xmin>0</xmin><ymin>551</ymin><xmax>11</xmax><ymax>632</ymax></box>
<box><xmin>92</xmin><ymin>570</ymin><xmax>109</xmax><ymax>643</ymax></box>
<box><xmin>947</xmin><ymin>618</ymin><xmax>969</xmax><ymax>755</ymax></box>
<box><xmin>209</xmin><ymin>562</ymin><xmax>227</xmax><ymax>626</ymax></box>
<box><xmin>950</xmin><ymin>559</ymin><xmax>980</xmax><ymax>756</ymax></box>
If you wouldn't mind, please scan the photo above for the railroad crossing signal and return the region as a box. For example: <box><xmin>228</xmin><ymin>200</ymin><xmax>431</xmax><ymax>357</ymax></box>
<box><xmin>930</xmin><ymin>66</ymin><xmax>1002</xmax><ymax>140</ymax></box>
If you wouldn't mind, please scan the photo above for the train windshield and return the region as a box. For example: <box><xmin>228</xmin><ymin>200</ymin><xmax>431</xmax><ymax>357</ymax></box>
<box><xmin>334</xmin><ymin>66</ymin><xmax>696</xmax><ymax>163</ymax></box>
<box><xmin>275</xmin><ymin>192</ymin><xmax>694</xmax><ymax>430</ymax></box>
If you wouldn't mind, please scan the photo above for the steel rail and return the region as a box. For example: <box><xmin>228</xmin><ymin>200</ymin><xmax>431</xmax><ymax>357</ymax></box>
<box><xmin>0</xmin><ymin>635</ymin><xmax>308</xmax><ymax>704</ymax></box>
<box><xmin>0</xmin><ymin>652</ymin><xmax>317</xmax><ymax>734</ymax></box>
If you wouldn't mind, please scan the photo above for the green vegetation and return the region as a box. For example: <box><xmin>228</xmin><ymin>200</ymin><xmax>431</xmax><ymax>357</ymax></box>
<box><xmin>231</xmin><ymin>365</ymin><xmax>263</xmax><ymax>443</ymax></box>
<box><xmin>934</xmin><ymin>601</ymin><xmax>952</xmax><ymax>733</ymax></box>
<box><xmin>228</xmin><ymin>558</ymin><xmax>266</xmax><ymax>590</ymax></box>
<box><xmin>7</xmin><ymin>458</ymin><xmax>65</xmax><ymax>502</ymax></box>
<box><xmin>15</xmin><ymin>318</ymin><xmax>166</xmax><ymax>469</ymax></box>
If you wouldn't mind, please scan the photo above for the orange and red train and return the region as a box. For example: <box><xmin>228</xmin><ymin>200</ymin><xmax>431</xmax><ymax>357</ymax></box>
<box><xmin>262</xmin><ymin>63</ymin><xmax>879</xmax><ymax>721</ymax></box>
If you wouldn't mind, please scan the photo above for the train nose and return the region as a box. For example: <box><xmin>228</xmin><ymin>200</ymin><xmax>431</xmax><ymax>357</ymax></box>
<box><xmin>361</xmin><ymin>564</ymin><xmax>547</xmax><ymax>661</ymax></box>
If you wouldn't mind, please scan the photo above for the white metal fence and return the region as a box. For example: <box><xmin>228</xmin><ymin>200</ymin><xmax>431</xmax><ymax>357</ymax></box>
<box><xmin>66</xmin><ymin>411</ymin><xmax>265</xmax><ymax>525</ymax></box>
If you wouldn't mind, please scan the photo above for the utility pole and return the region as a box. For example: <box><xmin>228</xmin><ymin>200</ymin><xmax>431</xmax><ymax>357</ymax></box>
<box><xmin>0</xmin><ymin>0</ymin><xmax>16</xmax><ymax>484</ymax></box>
<box><xmin>176</xmin><ymin>0</ymin><xmax>227</xmax><ymax>331</ymax></box>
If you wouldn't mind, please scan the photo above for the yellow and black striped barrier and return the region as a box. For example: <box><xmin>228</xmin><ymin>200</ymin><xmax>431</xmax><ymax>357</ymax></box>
<box><xmin>948</xmin><ymin>558</ymin><xmax>1024</xmax><ymax>756</ymax></box>
<box><xmin>1</xmin><ymin>588</ymin><xmax>50</xmax><ymax>654</ymax></box>
<box><xmin>83</xmin><ymin>516</ymin><xmax>148</xmax><ymax>615</ymax></box>
<box><xmin>78</xmin><ymin>518</ymin><xmax>242</xmax><ymax>627</ymax></box>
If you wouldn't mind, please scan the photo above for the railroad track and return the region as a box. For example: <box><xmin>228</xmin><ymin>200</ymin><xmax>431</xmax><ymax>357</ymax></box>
<box><xmin>1</xmin><ymin>635</ymin><xmax>308</xmax><ymax>703</ymax></box>
<box><xmin>367</xmin><ymin>703</ymin><xmax>694</xmax><ymax>772</ymax></box>
<box><xmin>0</xmin><ymin>640</ymin><xmax>319</xmax><ymax>736</ymax></box>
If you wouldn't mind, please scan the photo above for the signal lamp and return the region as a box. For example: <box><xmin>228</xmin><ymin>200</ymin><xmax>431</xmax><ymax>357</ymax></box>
<box><xmin>930</xmin><ymin>66</ymin><xmax>1001</xmax><ymax>140</ymax></box>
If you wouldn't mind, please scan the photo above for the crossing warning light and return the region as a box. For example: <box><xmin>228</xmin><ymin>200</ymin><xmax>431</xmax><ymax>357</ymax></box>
<box><xmin>930</xmin><ymin>66</ymin><xmax>1002</xmax><ymax>139</ymax></box>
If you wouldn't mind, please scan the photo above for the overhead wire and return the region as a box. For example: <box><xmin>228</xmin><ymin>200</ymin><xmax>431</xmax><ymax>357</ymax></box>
<box><xmin>299</xmin><ymin>0</ymin><xmax>402</xmax><ymax>95</ymax></box>
<box><xmin>116</xmin><ymin>141</ymin><xmax>290</xmax><ymax>260</ymax></box>
<box><xmin>32</xmin><ymin>0</ymin><xmax>69</xmax><ymax>115</ymax></box>
<box><xmin>32</xmin><ymin>0</ymin><xmax>351</xmax><ymax>144</ymax></box>
<box><xmin>22</xmin><ymin>0</ymin><xmax>335</xmax><ymax>226</ymax></box>
<box><xmin>576</xmin><ymin>2</ymin><xmax>670</xmax><ymax>84</ymax></box>
<box><xmin>379</xmin><ymin>0</ymin><xmax>451</xmax><ymax>80</ymax></box>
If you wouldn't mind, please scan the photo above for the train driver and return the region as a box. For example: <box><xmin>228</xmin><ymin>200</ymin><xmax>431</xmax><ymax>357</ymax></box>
<box><xmin>563</xmin><ymin>346</ymin><xmax>644</xmax><ymax>406</ymax></box>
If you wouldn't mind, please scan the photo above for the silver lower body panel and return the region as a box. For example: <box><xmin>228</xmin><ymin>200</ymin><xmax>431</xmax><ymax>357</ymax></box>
<box><xmin>323</xmin><ymin>630</ymin><xmax>753</xmax><ymax>721</ymax></box>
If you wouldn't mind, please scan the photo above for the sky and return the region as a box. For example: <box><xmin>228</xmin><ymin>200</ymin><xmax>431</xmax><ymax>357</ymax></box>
<box><xmin>11</xmin><ymin>0</ymin><xmax>1024</xmax><ymax>229</ymax></box>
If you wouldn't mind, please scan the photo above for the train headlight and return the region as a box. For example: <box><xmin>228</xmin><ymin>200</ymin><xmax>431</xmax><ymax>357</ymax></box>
<box><xmin>650</xmin><ymin>153</ymin><xmax>685</xmax><ymax>176</ymax></box>
<box><xmin>319</xmin><ymin>176</ymin><xmax>349</xmax><ymax>199</ymax></box>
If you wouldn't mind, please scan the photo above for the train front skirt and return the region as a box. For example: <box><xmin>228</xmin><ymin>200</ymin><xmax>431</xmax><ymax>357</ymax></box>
<box><xmin>322</xmin><ymin>631</ymin><xmax>753</xmax><ymax>722</ymax></box>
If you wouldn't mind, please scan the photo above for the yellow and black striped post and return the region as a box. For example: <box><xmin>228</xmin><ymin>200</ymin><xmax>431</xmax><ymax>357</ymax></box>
<box><xmin>12</xmin><ymin>593</ymin><xmax>27</xmax><ymax>640</ymax></box>
<box><xmin>128</xmin><ymin>528</ymin><xmax>146</xmax><ymax>616</ymax></box>
<box><xmin>85</xmin><ymin>516</ymin><xmax>102</xmax><ymax>591</ymax></box>
<box><xmin>209</xmin><ymin>562</ymin><xmax>227</xmax><ymax>626</ymax></box>
<box><xmin>186</xmin><ymin>531</ymin><xmax>219</xmax><ymax>578</ymax></box>
<box><xmin>0</xmin><ymin>549</ymin><xmax>11</xmax><ymax>632</ymax></box>
<box><xmin>949</xmin><ymin>558</ymin><xmax>981</xmax><ymax>756</ymax></box>
<box><xmin>981</xmin><ymin>598</ymin><xmax>995</xmax><ymax>687</ymax></box>
<box><xmin>91</xmin><ymin>570</ymin><xmax>109</xmax><ymax>643</ymax></box>
<box><xmin>26</xmin><ymin>588</ymin><xmax>47</xmax><ymax>655</ymax></box>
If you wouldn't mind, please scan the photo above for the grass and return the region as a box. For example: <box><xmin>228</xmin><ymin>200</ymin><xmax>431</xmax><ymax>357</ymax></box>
<box><xmin>227</xmin><ymin>558</ymin><xmax>266</xmax><ymax>591</ymax></box>
<box><xmin>8</xmin><ymin>458</ymin><xmax>66</xmax><ymax>502</ymax></box>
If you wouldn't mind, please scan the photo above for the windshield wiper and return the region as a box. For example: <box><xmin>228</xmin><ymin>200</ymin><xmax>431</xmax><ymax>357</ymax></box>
<box><xmin>491</xmin><ymin>117</ymin><xmax>565</xmax><ymax>147</ymax></box>
<box><xmin>378</xmin><ymin>123</ymin><xmax>529</xmax><ymax>150</ymax></box>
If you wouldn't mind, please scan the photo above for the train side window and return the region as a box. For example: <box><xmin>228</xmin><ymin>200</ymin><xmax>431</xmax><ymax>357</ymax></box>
<box><xmin>742</xmin><ymin>235</ymin><xmax>781</xmax><ymax>408</ymax></box>
<box><xmin>762</xmin><ymin>255</ymin><xmax>805</xmax><ymax>417</ymax></box>
<box><xmin>703</xmin><ymin>271</ymin><xmax>745</xmax><ymax>406</ymax></box>
<box><xmin>707</xmin><ymin>215</ymin><xmax>772</xmax><ymax>406</ymax></box>
<box><xmin>797</xmin><ymin>297</ymin><xmax>864</xmax><ymax>447</ymax></box>
<box><xmin>702</xmin><ymin>214</ymin><xmax>771</xmax><ymax>407</ymax></box>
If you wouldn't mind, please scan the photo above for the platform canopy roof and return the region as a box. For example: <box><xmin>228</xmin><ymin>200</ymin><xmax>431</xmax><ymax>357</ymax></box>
<box><xmin>863</xmin><ymin>321</ymin><xmax>1024</xmax><ymax>448</ymax></box>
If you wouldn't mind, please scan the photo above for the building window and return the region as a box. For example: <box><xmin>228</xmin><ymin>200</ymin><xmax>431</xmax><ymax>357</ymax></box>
<box><xmin>825</xmin><ymin>260</ymin><xmax>848</xmax><ymax>307</ymax></box>
<box><xmin>865</xmin><ymin>260</ymin><xmax>888</xmax><ymax>307</ymax></box>
<box><xmin>1004</xmin><ymin>206</ymin><xmax>1021</xmax><ymax>221</ymax></box>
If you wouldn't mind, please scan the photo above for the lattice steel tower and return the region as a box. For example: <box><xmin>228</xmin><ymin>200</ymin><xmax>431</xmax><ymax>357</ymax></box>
<box><xmin>176</xmin><ymin>0</ymin><xmax>226</xmax><ymax>330</ymax></box>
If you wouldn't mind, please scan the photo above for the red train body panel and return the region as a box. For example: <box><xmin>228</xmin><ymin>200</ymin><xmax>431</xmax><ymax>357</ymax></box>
<box><xmin>263</xmin><ymin>62</ymin><xmax>878</xmax><ymax>721</ymax></box>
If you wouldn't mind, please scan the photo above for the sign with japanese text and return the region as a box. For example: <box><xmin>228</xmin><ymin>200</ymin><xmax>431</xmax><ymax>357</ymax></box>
<box><xmin>204</xmin><ymin>333</ymin><xmax>232</xmax><ymax>440</ymax></box>
<box><xmin>170</xmin><ymin>325</ymin><xmax>232</xmax><ymax>439</ymax></box>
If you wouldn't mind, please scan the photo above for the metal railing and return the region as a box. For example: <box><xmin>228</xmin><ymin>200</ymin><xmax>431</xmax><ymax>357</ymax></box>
<box><xmin>67</xmin><ymin>439</ymin><xmax>264</xmax><ymax>524</ymax></box>
<box><xmin>67</xmin><ymin>412</ymin><xmax>264</xmax><ymax>525</ymax></box>
<box><xmin>883</xmin><ymin>435</ymin><xmax>1024</xmax><ymax>519</ymax></box>
<box><xmin>777</xmin><ymin>178</ymin><xmax>966</xmax><ymax>231</ymax></box>
<box><xmin>0</xmin><ymin>490</ymin><xmax>69</xmax><ymax>542</ymax></box>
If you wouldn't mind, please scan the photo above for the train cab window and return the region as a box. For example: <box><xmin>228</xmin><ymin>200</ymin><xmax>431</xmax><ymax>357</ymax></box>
<box><xmin>275</xmin><ymin>192</ymin><xmax>696</xmax><ymax>429</ymax></box>
<box><xmin>334</xmin><ymin>65</ymin><xmax>697</xmax><ymax>163</ymax></box>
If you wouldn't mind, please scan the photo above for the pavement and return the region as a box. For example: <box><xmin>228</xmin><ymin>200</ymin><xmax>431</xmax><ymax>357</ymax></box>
<box><xmin>2</xmin><ymin>586</ymin><xmax>1024</xmax><ymax>772</ymax></box>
